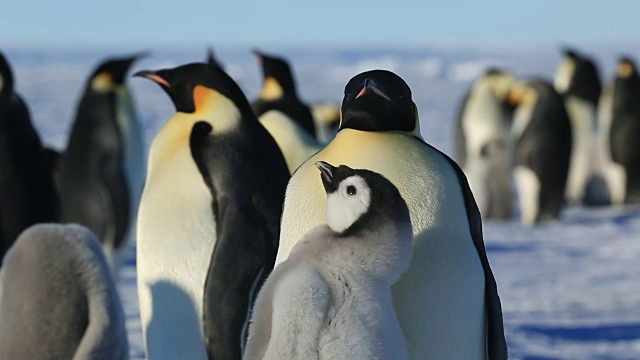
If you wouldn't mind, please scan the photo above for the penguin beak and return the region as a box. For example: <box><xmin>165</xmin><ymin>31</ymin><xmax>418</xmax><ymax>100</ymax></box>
<box><xmin>133</xmin><ymin>70</ymin><xmax>170</xmax><ymax>88</ymax></box>
<box><xmin>355</xmin><ymin>78</ymin><xmax>391</xmax><ymax>100</ymax></box>
<box><xmin>252</xmin><ymin>49</ymin><xmax>264</xmax><ymax>63</ymax></box>
<box><xmin>315</xmin><ymin>161</ymin><xmax>338</xmax><ymax>193</ymax></box>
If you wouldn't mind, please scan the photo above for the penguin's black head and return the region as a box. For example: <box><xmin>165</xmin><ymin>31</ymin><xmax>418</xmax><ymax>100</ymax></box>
<box><xmin>134</xmin><ymin>62</ymin><xmax>253</xmax><ymax>116</ymax></box>
<box><xmin>340</xmin><ymin>70</ymin><xmax>418</xmax><ymax>136</ymax></box>
<box><xmin>315</xmin><ymin>161</ymin><xmax>410</xmax><ymax>236</ymax></box>
<box><xmin>89</xmin><ymin>53</ymin><xmax>146</xmax><ymax>90</ymax></box>
<box><xmin>617</xmin><ymin>57</ymin><xmax>638</xmax><ymax>79</ymax></box>
<box><xmin>253</xmin><ymin>49</ymin><xmax>296</xmax><ymax>96</ymax></box>
<box><xmin>561</xmin><ymin>47</ymin><xmax>580</xmax><ymax>60</ymax></box>
<box><xmin>0</xmin><ymin>51</ymin><xmax>14</xmax><ymax>96</ymax></box>
<box><xmin>206</xmin><ymin>47</ymin><xmax>224</xmax><ymax>70</ymax></box>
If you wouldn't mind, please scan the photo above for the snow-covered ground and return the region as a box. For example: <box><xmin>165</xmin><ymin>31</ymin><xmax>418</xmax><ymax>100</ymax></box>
<box><xmin>5</xmin><ymin>44</ymin><xmax>640</xmax><ymax>359</ymax></box>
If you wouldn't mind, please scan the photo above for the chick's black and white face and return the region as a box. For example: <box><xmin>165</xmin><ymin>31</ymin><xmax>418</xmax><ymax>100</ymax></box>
<box><xmin>326</xmin><ymin>175</ymin><xmax>371</xmax><ymax>233</ymax></box>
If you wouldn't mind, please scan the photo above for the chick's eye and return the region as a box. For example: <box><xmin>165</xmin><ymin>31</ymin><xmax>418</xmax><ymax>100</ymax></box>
<box><xmin>346</xmin><ymin>185</ymin><xmax>357</xmax><ymax>196</ymax></box>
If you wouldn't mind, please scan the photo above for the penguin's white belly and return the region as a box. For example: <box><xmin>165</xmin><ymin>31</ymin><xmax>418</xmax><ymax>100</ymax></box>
<box><xmin>564</xmin><ymin>96</ymin><xmax>596</xmax><ymax>202</ymax></box>
<box><xmin>137</xmin><ymin>141</ymin><xmax>215</xmax><ymax>360</ymax></box>
<box><xmin>597</xmin><ymin>86</ymin><xmax>626</xmax><ymax>205</ymax></box>
<box><xmin>259</xmin><ymin>110</ymin><xmax>321</xmax><ymax>173</ymax></box>
<box><xmin>461</xmin><ymin>114</ymin><xmax>511</xmax><ymax>216</ymax></box>
<box><xmin>513</xmin><ymin>166</ymin><xmax>540</xmax><ymax>226</ymax></box>
<box><xmin>277</xmin><ymin>129</ymin><xmax>486</xmax><ymax>359</ymax></box>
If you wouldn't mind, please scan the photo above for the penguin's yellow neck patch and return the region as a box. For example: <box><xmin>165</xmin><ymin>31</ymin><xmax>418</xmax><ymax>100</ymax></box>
<box><xmin>260</xmin><ymin>76</ymin><xmax>284</xmax><ymax>100</ymax></box>
<box><xmin>412</xmin><ymin>105</ymin><xmax>424</xmax><ymax>140</ymax></box>
<box><xmin>618</xmin><ymin>62</ymin><xmax>634</xmax><ymax>78</ymax></box>
<box><xmin>91</xmin><ymin>72</ymin><xmax>115</xmax><ymax>92</ymax></box>
<box><xmin>193</xmin><ymin>85</ymin><xmax>210</xmax><ymax>112</ymax></box>
<box><xmin>191</xmin><ymin>85</ymin><xmax>241</xmax><ymax>134</ymax></box>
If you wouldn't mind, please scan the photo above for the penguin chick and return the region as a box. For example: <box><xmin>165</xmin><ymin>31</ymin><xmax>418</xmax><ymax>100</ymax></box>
<box><xmin>0</xmin><ymin>223</ymin><xmax>128</xmax><ymax>360</ymax></box>
<box><xmin>244</xmin><ymin>162</ymin><xmax>413</xmax><ymax>360</ymax></box>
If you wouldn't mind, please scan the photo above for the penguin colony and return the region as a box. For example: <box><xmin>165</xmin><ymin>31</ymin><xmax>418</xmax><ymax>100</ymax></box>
<box><xmin>0</xmin><ymin>45</ymin><xmax>636</xmax><ymax>360</ymax></box>
<box><xmin>455</xmin><ymin>47</ymin><xmax>639</xmax><ymax>226</ymax></box>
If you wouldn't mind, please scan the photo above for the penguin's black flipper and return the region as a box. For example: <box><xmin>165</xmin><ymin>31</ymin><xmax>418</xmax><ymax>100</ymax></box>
<box><xmin>203</xmin><ymin>195</ymin><xmax>273</xmax><ymax>360</ymax></box>
<box><xmin>428</xmin><ymin>142</ymin><xmax>508</xmax><ymax>360</ymax></box>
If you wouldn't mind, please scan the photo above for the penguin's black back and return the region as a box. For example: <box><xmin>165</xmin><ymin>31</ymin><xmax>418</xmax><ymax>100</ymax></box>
<box><xmin>59</xmin><ymin>90</ymin><xmax>129</xmax><ymax>249</ymax></box>
<box><xmin>197</xmin><ymin>117</ymin><xmax>289</xmax><ymax>359</ymax></box>
<box><xmin>610</xmin><ymin>70</ymin><xmax>640</xmax><ymax>203</ymax></box>
<box><xmin>515</xmin><ymin>80</ymin><xmax>572</xmax><ymax>221</ymax></box>
<box><xmin>0</xmin><ymin>87</ymin><xmax>59</xmax><ymax>263</ymax></box>
<box><xmin>252</xmin><ymin>97</ymin><xmax>316</xmax><ymax>136</ymax></box>
<box><xmin>566</xmin><ymin>57</ymin><xmax>602</xmax><ymax>105</ymax></box>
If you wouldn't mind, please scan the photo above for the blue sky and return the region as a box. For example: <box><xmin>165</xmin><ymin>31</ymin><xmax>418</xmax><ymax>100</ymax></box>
<box><xmin>1</xmin><ymin>1</ymin><xmax>638</xmax><ymax>48</ymax></box>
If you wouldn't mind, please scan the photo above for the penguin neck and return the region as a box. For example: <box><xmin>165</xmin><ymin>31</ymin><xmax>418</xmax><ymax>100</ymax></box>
<box><xmin>318</xmin><ymin>219</ymin><xmax>412</xmax><ymax>285</ymax></box>
<box><xmin>554</xmin><ymin>58</ymin><xmax>576</xmax><ymax>94</ymax></box>
<box><xmin>260</xmin><ymin>76</ymin><xmax>296</xmax><ymax>101</ymax></box>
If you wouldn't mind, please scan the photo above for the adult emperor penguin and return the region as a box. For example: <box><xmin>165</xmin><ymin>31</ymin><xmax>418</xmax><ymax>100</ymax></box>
<box><xmin>0</xmin><ymin>223</ymin><xmax>128</xmax><ymax>359</ymax></box>
<box><xmin>276</xmin><ymin>70</ymin><xmax>507</xmax><ymax>359</ymax></box>
<box><xmin>245</xmin><ymin>162</ymin><xmax>413</xmax><ymax>360</ymax></box>
<box><xmin>509</xmin><ymin>80</ymin><xmax>572</xmax><ymax>225</ymax></box>
<box><xmin>135</xmin><ymin>62</ymin><xmax>289</xmax><ymax>359</ymax></box>
<box><xmin>258</xmin><ymin>110</ymin><xmax>322</xmax><ymax>173</ymax></box>
<box><xmin>310</xmin><ymin>101</ymin><xmax>341</xmax><ymax>144</ymax></box>
<box><xmin>554</xmin><ymin>48</ymin><xmax>603</xmax><ymax>203</ymax></box>
<box><xmin>59</xmin><ymin>53</ymin><xmax>146</xmax><ymax>274</ymax></box>
<box><xmin>251</xmin><ymin>49</ymin><xmax>316</xmax><ymax>137</ymax></box>
<box><xmin>0</xmin><ymin>51</ymin><xmax>59</xmax><ymax>264</ymax></box>
<box><xmin>455</xmin><ymin>69</ymin><xmax>515</xmax><ymax>220</ymax></box>
<box><xmin>598</xmin><ymin>57</ymin><xmax>640</xmax><ymax>205</ymax></box>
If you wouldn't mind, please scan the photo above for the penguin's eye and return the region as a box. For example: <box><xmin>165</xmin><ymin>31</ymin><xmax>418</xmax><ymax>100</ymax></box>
<box><xmin>346</xmin><ymin>185</ymin><xmax>357</xmax><ymax>196</ymax></box>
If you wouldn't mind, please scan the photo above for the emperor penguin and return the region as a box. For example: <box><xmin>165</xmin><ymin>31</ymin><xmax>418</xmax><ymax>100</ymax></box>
<box><xmin>554</xmin><ymin>48</ymin><xmax>603</xmax><ymax>203</ymax></box>
<box><xmin>135</xmin><ymin>62</ymin><xmax>289</xmax><ymax>359</ymax></box>
<box><xmin>275</xmin><ymin>70</ymin><xmax>507</xmax><ymax>359</ymax></box>
<box><xmin>0</xmin><ymin>50</ymin><xmax>59</xmax><ymax>264</ymax></box>
<box><xmin>251</xmin><ymin>50</ymin><xmax>322</xmax><ymax>173</ymax></box>
<box><xmin>0</xmin><ymin>223</ymin><xmax>128</xmax><ymax>360</ymax></box>
<box><xmin>310</xmin><ymin>101</ymin><xmax>341</xmax><ymax>144</ymax></box>
<box><xmin>245</xmin><ymin>162</ymin><xmax>413</xmax><ymax>360</ymax></box>
<box><xmin>509</xmin><ymin>80</ymin><xmax>572</xmax><ymax>225</ymax></box>
<box><xmin>258</xmin><ymin>110</ymin><xmax>322</xmax><ymax>173</ymax></box>
<box><xmin>251</xmin><ymin>49</ymin><xmax>316</xmax><ymax>137</ymax></box>
<box><xmin>59</xmin><ymin>53</ymin><xmax>146</xmax><ymax>274</ymax></box>
<box><xmin>454</xmin><ymin>69</ymin><xmax>515</xmax><ymax>220</ymax></box>
<box><xmin>598</xmin><ymin>57</ymin><xmax>640</xmax><ymax>205</ymax></box>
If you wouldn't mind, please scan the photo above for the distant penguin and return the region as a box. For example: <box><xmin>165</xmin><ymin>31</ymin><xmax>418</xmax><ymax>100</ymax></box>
<box><xmin>310</xmin><ymin>101</ymin><xmax>341</xmax><ymax>144</ymax></box>
<box><xmin>0</xmin><ymin>223</ymin><xmax>128</xmax><ymax>360</ymax></box>
<box><xmin>509</xmin><ymin>80</ymin><xmax>572</xmax><ymax>225</ymax></box>
<box><xmin>245</xmin><ymin>162</ymin><xmax>413</xmax><ymax>360</ymax></box>
<box><xmin>554</xmin><ymin>48</ymin><xmax>603</xmax><ymax>203</ymax></box>
<box><xmin>275</xmin><ymin>70</ymin><xmax>507</xmax><ymax>359</ymax></box>
<box><xmin>455</xmin><ymin>69</ymin><xmax>515</xmax><ymax>220</ymax></box>
<box><xmin>59</xmin><ymin>53</ymin><xmax>146</xmax><ymax>274</ymax></box>
<box><xmin>598</xmin><ymin>57</ymin><xmax>640</xmax><ymax>205</ymax></box>
<box><xmin>0</xmin><ymin>50</ymin><xmax>59</xmax><ymax>264</ymax></box>
<box><xmin>135</xmin><ymin>63</ymin><xmax>289</xmax><ymax>359</ymax></box>
<box><xmin>251</xmin><ymin>49</ymin><xmax>316</xmax><ymax>137</ymax></box>
<box><xmin>206</xmin><ymin>47</ymin><xmax>224</xmax><ymax>69</ymax></box>
<box><xmin>259</xmin><ymin>110</ymin><xmax>321</xmax><ymax>173</ymax></box>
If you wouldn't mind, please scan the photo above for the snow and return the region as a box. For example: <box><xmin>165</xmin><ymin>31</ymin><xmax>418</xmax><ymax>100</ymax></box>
<box><xmin>4</xmin><ymin>44</ymin><xmax>640</xmax><ymax>359</ymax></box>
